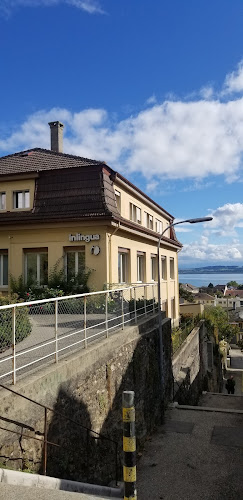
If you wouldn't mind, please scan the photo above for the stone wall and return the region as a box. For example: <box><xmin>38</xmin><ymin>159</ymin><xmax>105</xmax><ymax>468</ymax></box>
<box><xmin>172</xmin><ymin>320</ymin><xmax>223</xmax><ymax>405</ymax></box>
<box><xmin>0</xmin><ymin>314</ymin><xmax>172</xmax><ymax>485</ymax></box>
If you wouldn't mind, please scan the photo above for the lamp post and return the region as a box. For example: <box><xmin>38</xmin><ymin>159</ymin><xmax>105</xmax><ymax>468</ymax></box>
<box><xmin>157</xmin><ymin>216</ymin><xmax>213</xmax><ymax>395</ymax></box>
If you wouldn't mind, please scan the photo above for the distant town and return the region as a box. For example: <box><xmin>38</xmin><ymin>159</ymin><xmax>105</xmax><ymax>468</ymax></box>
<box><xmin>179</xmin><ymin>265</ymin><xmax>243</xmax><ymax>274</ymax></box>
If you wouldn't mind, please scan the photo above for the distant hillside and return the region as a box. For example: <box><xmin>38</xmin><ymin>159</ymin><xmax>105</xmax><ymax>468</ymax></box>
<box><xmin>179</xmin><ymin>265</ymin><xmax>243</xmax><ymax>274</ymax></box>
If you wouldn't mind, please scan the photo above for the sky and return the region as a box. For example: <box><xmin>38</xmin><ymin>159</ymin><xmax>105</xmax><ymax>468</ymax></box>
<box><xmin>1</xmin><ymin>1</ymin><xmax>243</xmax><ymax>268</ymax></box>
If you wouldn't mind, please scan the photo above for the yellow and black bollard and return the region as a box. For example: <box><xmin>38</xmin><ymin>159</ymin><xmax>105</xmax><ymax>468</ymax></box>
<box><xmin>123</xmin><ymin>390</ymin><xmax>137</xmax><ymax>500</ymax></box>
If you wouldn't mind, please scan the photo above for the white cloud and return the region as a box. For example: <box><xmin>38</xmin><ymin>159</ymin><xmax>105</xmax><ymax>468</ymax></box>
<box><xmin>2</xmin><ymin>97</ymin><xmax>243</xmax><ymax>183</ymax></box>
<box><xmin>0</xmin><ymin>0</ymin><xmax>104</xmax><ymax>16</ymax></box>
<box><xmin>223</xmin><ymin>59</ymin><xmax>243</xmax><ymax>94</ymax></box>
<box><xmin>180</xmin><ymin>236</ymin><xmax>242</xmax><ymax>263</ymax></box>
<box><xmin>208</xmin><ymin>203</ymin><xmax>243</xmax><ymax>236</ymax></box>
<box><xmin>199</xmin><ymin>85</ymin><xmax>214</xmax><ymax>100</ymax></box>
<box><xmin>146</xmin><ymin>95</ymin><xmax>157</xmax><ymax>105</ymax></box>
<box><xmin>3</xmin><ymin>61</ymin><xmax>243</xmax><ymax>184</ymax></box>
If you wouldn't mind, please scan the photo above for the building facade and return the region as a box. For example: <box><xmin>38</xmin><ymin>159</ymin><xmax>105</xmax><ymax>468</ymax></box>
<box><xmin>0</xmin><ymin>121</ymin><xmax>182</xmax><ymax>324</ymax></box>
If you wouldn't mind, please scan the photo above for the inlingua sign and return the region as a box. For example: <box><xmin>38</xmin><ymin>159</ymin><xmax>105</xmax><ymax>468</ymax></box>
<box><xmin>69</xmin><ymin>234</ymin><xmax>100</xmax><ymax>243</ymax></box>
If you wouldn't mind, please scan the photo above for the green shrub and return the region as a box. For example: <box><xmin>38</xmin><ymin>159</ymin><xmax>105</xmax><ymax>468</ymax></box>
<box><xmin>0</xmin><ymin>295</ymin><xmax>32</xmax><ymax>352</ymax></box>
<box><xmin>10</xmin><ymin>259</ymin><xmax>92</xmax><ymax>302</ymax></box>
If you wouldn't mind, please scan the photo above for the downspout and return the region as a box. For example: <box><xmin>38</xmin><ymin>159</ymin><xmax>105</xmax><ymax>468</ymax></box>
<box><xmin>108</xmin><ymin>222</ymin><xmax>120</xmax><ymax>288</ymax></box>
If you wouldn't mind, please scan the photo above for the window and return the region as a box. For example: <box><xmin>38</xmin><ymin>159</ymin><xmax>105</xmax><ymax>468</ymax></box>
<box><xmin>170</xmin><ymin>257</ymin><xmax>175</xmax><ymax>279</ymax></box>
<box><xmin>155</xmin><ymin>219</ymin><xmax>163</xmax><ymax>233</ymax></box>
<box><xmin>161</xmin><ymin>256</ymin><xmax>167</xmax><ymax>280</ymax></box>
<box><xmin>118</xmin><ymin>248</ymin><xmax>129</xmax><ymax>283</ymax></box>
<box><xmin>0</xmin><ymin>251</ymin><xmax>8</xmax><ymax>286</ymax></box>
<box><xmin>0</xmin><ymin>192</ymin><xmax>6</xmax><ymax>210</ymax></box>
<box><xmin>64</xmin><ymin>247</ymin><xmax>85</xmax><ymax>280</ymax></box>
<box><xmin>130</xmin><ymin>203</ymin><xmax>141</xmax><ymax>224</ymax></box>
<box><xmin>151</xmin><ymin>254</ymin><xmax>157</xmax><ymax>281</ymax></box>
<box><xmin>25</xmin><ymin>249</ymin><xmax>48</xmax><ymax>285</ymax></box>
<box><xmin>171</xmin><ymin>297</ymin><xmax>176</xmax><ymax>319</ymax></box>
<box><xmin>115</xmin><ymin>189</ymin><xmax>121</xmax><ymax>212</ymax></box>
<box><xmin>145</xmin><ymin>212</ymin><xmax>153</xmax><ymax>230</ymax></box>
<box><xmin>13</xmin><ymin>190</ymin><xmax>30</xmax><ymax>209</ymax></box>
<box><xmin>137</xmin><ymin>252</ymin><xmax>145</xmax><ymax>282</ymax></box>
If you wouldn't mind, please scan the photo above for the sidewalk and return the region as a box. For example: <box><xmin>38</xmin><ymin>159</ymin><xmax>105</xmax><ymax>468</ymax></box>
<box><xmin>137</xmin><ymin>394</ymin><xmax>243</xmax><ymax>499</ymax></box>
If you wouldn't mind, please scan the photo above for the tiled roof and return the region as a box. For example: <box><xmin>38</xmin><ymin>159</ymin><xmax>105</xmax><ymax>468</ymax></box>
<box><xmin>225</xmin><ymin>290</ymin><xmax>243</xmax><ymax>298</ymax></box>
<box><xmin>195</xmin><ymin>293</ymin><xmax>215</xmax><ymax>300</ymax></box>
<box><xmin>0</xmin><ymin>148</ymin><xmax>103</xmax><ymax>176</ymax></box>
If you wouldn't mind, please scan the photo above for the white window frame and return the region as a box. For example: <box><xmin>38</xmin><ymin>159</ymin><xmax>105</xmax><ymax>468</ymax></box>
<box><xmin>130</xmin><ymin>203</ymin><xmax>142</xmax><ymax>224</ymax></box>
<box><xmin>0</xmin><ymin>192</ymin><xmax>6</xmax><ymax>211</ymax></box>
<box><xmin>151</xmin><ymin>255</ymin><xmax>157</xmax><ymax>281</ymax></box>
<box><xmin>137</xmin><ymin>253</ymin><xmax>145</xmax><ymax>282</ymax></box>
<box><xmin>115</xmin><ymin>189</ymin><xmax>121</xmax><ymax>212</ymax></box>
<box><xmin>118</xmin><ymin>250</ymin><xmax>129</xmax><ymax>284</ymax></box>
<box><xmin>145</xmin><ymin>211</ymin><xmax>153</xmax><ymax>230</ymax></box>
<box><xmin>161</xmin><ymin>256</ymin><xmax>167</xmax><ymax>280</ymax></box>
<box><xmin>13</xmin><ymin>190</ymin><xmax>30</xmax><ymax>209</ymax></box>
<box><xmin>64</xmin><ymin>249</ymin><xmax>85</xmax><ymax>277</ymax></box>
<box><xmin>155</xmin><ymin>219</ymin><xmax>163</xmax><ymax>233</ymax></box>
<box><xmin>0</xmin><ymin>252</ymin><xmax>8</xmax><ymax>286</ymax></box>
<box><xmin>25</xmin><ymin>250</ymin><xmax>48</xmax><ymax>284</ymax></box>
<box><xmin>170</xmin><ymin>257</ymin><xmax>175</xmax><ymax>280</ymax></box>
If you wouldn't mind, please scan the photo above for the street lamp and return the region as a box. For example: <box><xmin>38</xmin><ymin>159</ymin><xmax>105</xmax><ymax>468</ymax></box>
<box><xmin>157</xmin><ymin>216</ymin><xmax>213</xmax><ymax>396</ymax></box>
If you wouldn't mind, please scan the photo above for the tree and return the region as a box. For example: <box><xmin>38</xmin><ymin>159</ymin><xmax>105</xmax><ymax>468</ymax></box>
<box><xmin>227</xmin><ymin>281</ymin><xmax>239</xmax><ymax>288</ymax></box>
<box><xmin>204</xmin><ymin>305</ymin><xmax>239</xmax><ymax>342</ymax></box>
<box><xmin>208</xmin><ymin>282</ymin><xmax>214</xmax><ymax>288</ymax></box>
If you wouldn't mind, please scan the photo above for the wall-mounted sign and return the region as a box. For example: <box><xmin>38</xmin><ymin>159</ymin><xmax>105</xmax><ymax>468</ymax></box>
<box><xmin>91</xmin><ymin>246</ymin><xmax>100</xmax><ymax>255</ymax></box>
<box><xmin>69</xmin><ymin>234</ymin><xmax>100</xmax><ymax>243</ymax></box>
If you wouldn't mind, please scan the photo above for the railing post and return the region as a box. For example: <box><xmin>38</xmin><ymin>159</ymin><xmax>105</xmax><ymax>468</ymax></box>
<box><xmin>123</xmin><ymin>391</ymin><xmax>137</xmax><ymax>500</ymax></box>
<box><xmin>43</xmin><ymin>407</ymin><xmax>48</xmax><ymax>475</ymax></box>
<box><xmin>55</xmin><ymin>300</ymin><xmax>58</xmax><ymax>363</ymax></box>
<box><xmin>152</xmin><ymin>285</ymin><xmax>155</xmax><ymax>314</ymax></box>
<box><xmin>86</xmin><ymin>429</ymin><xmax>89</xmax><ymax>482</ymax></box>
<box><xmin>144</xmin><ymin>285</ymin><xmax>147</xmax><ymax>317</ymax></box>
<box><xmin>122</xmin><ymin>289</ymin><xmax>124</xmax><ymax>330</ymax></box>
<box><xmin>84</xmin><ymin>295</ymin><xmax>87</xmax><ymax>348</ymax></box>
<box><xmin>134</xmin><ymin>287</ymin><xmax>137</xmax><ymax>323</ymax></box>
<box><xmin>106</xmin><ymin>292</ymin><xmax>109</xmax><ymax>338</ymax></box>
<box><xmin>12</xmin><ymin>307</ymin><xmax>16</xmax><ymax>385</ymax></box>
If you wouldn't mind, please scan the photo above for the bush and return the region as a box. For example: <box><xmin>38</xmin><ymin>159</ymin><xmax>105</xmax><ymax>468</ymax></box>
<box><xmin>0</xmin><ymin>295</ymin><xmax>32</xmax><ymax>352</ymax></box>
<box><xmin>10</xmin><ymin>259</ymin><xmax>92</xmax><ymax>302</ymax></box>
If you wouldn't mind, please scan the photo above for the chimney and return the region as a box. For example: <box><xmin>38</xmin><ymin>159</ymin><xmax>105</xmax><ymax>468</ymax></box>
<box><xmin>48</xmin><ymin>121</ymin><xmax>64</xmax><ymax>153</ymax></box>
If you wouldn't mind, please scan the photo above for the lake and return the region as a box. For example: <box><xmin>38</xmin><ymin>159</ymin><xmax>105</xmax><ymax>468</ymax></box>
<box><xmin>178</xmin><ymin>273</ymin><xmax>243</xmax><ymax>287</ymax></box>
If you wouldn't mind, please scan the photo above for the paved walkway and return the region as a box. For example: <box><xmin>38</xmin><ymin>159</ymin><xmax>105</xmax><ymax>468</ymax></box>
<box><xmin>137</xmin><ymin>397</ymin><xmax>243</xmax><ymax>499</ymax></box>
<box><xmin>137</xmin><ymin>344</ymin><xmax>243</xmax><ymax>499</ymax></box>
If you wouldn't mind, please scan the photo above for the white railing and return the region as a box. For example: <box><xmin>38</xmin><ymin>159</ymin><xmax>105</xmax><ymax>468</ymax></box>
<box><xmin>0</xmin><ymin>283</ymin><xmax>158</xmax><ymax>385</ymax></box>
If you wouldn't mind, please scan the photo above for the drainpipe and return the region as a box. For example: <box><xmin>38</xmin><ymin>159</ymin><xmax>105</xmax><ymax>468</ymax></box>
<box><xmin>108</xmin><ymin>222</ymin><xmax>120</xmax><ymax>288</ymax></box>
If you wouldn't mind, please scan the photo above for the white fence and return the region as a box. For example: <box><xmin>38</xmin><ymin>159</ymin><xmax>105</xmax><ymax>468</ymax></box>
<box><xmin>0</xmin><ymin>283</ymin><xmax>158</xmax><ymax>385</ymax></box>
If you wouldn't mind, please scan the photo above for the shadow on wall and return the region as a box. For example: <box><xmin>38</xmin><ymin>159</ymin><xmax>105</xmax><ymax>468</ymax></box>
<box><xmin>40</xmin><ymin>316</ymin><xmax>172</xmax><ymax>486</ymax></box>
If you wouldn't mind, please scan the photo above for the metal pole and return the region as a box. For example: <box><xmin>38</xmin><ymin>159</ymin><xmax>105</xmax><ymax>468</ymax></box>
<box><xmin>55</xmin><ymin>300</ymin><xmax>58</xmax><ymax>363</ymax></box>
<box><xmin>134</xmin><ymin>287</ymin><xmax>137</xmax><ymax>323</ymax></box>
<box><xmin>152</xmin><ymin>284</ymin><xmax>155</xmax><ymax>314</ymax></box>
<box><xmin>105</xmin><ymin>292</ymin><xmax>109</xmax><ymax>338</ymax></box>
<box><xmin>122</xmin><ymin>391</ymin><xmax>137</xmax><ymax>500</ymax></box>
<box><xmin>144</xmin><ymin>285</ymin><xmax>147</xmax><ymax>317</ymax></box>
<box><xmin>43</xmin><ymin>407</ymin><xmax>48</xmax><ymax>475</ymax></box>
<box><xmin>122</xmin><ymin>289</ymin><xmax>124</xmax><ymax>330</ymax></box>
<box><xmin>84</xmin><ymin>296</ymin><xmax>87</xmax><ymax>348</ymax></box>
<box><xmin>12</xmin><ymin>307</ymin><xmax>16</xmax><ymax>385</ymax></box>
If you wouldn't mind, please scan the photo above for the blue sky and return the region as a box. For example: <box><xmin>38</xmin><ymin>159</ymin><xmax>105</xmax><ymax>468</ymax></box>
<box><xmin>1</xmin><ymin>0</ymin><xmax>243</xmax><ymax>268</ymax></box>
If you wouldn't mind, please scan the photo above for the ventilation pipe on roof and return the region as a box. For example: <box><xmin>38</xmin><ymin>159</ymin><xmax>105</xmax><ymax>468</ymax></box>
<box><xmin>48</xmin><ymin>121</ymin><xmax>64</xmax><ymax>153</ymax></box>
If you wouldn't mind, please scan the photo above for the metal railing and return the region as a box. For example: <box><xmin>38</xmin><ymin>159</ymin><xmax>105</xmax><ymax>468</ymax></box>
<box><xmin>0</xmin><ymin>383</ymin><xmax>118</xmax><ymax>484</ymax></box>
<box><xmin>0</xmin><ymin>283</ymin><xmax>158</xmax><ymax>385</ymax></box>
<box><xmin>172</xmin><ymin>317</ymin><xmax>200</xmax><ymax>354</ymax></box>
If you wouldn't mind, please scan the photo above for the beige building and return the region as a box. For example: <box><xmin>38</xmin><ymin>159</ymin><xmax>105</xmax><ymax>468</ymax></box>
<box><xmin>0</xmin><ymin>121</ymin><xmax>182</xmax><ymax>324</ymax></box>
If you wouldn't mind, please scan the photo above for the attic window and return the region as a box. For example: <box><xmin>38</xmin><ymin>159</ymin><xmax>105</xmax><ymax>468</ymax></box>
<box><xmin>13</xmin><ymin>190</ymin><xmax>30</xmax><ymax>209</ymax></box>
<box><xmin>20</xmin><ymin>152</ymin><xmax>33</xmax><ymax>157</ymax></box>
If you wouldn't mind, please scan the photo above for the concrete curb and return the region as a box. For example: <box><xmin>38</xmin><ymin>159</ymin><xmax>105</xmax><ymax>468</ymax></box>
<box><xmin>172</xmin><ymin>404</ymin><xmax>243</xmax><ymax>415</ymax></box>
<box><xmin>0</xmin><ymin>469</ymin><xmax>123</xmax><ymax>498</ymax></box>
